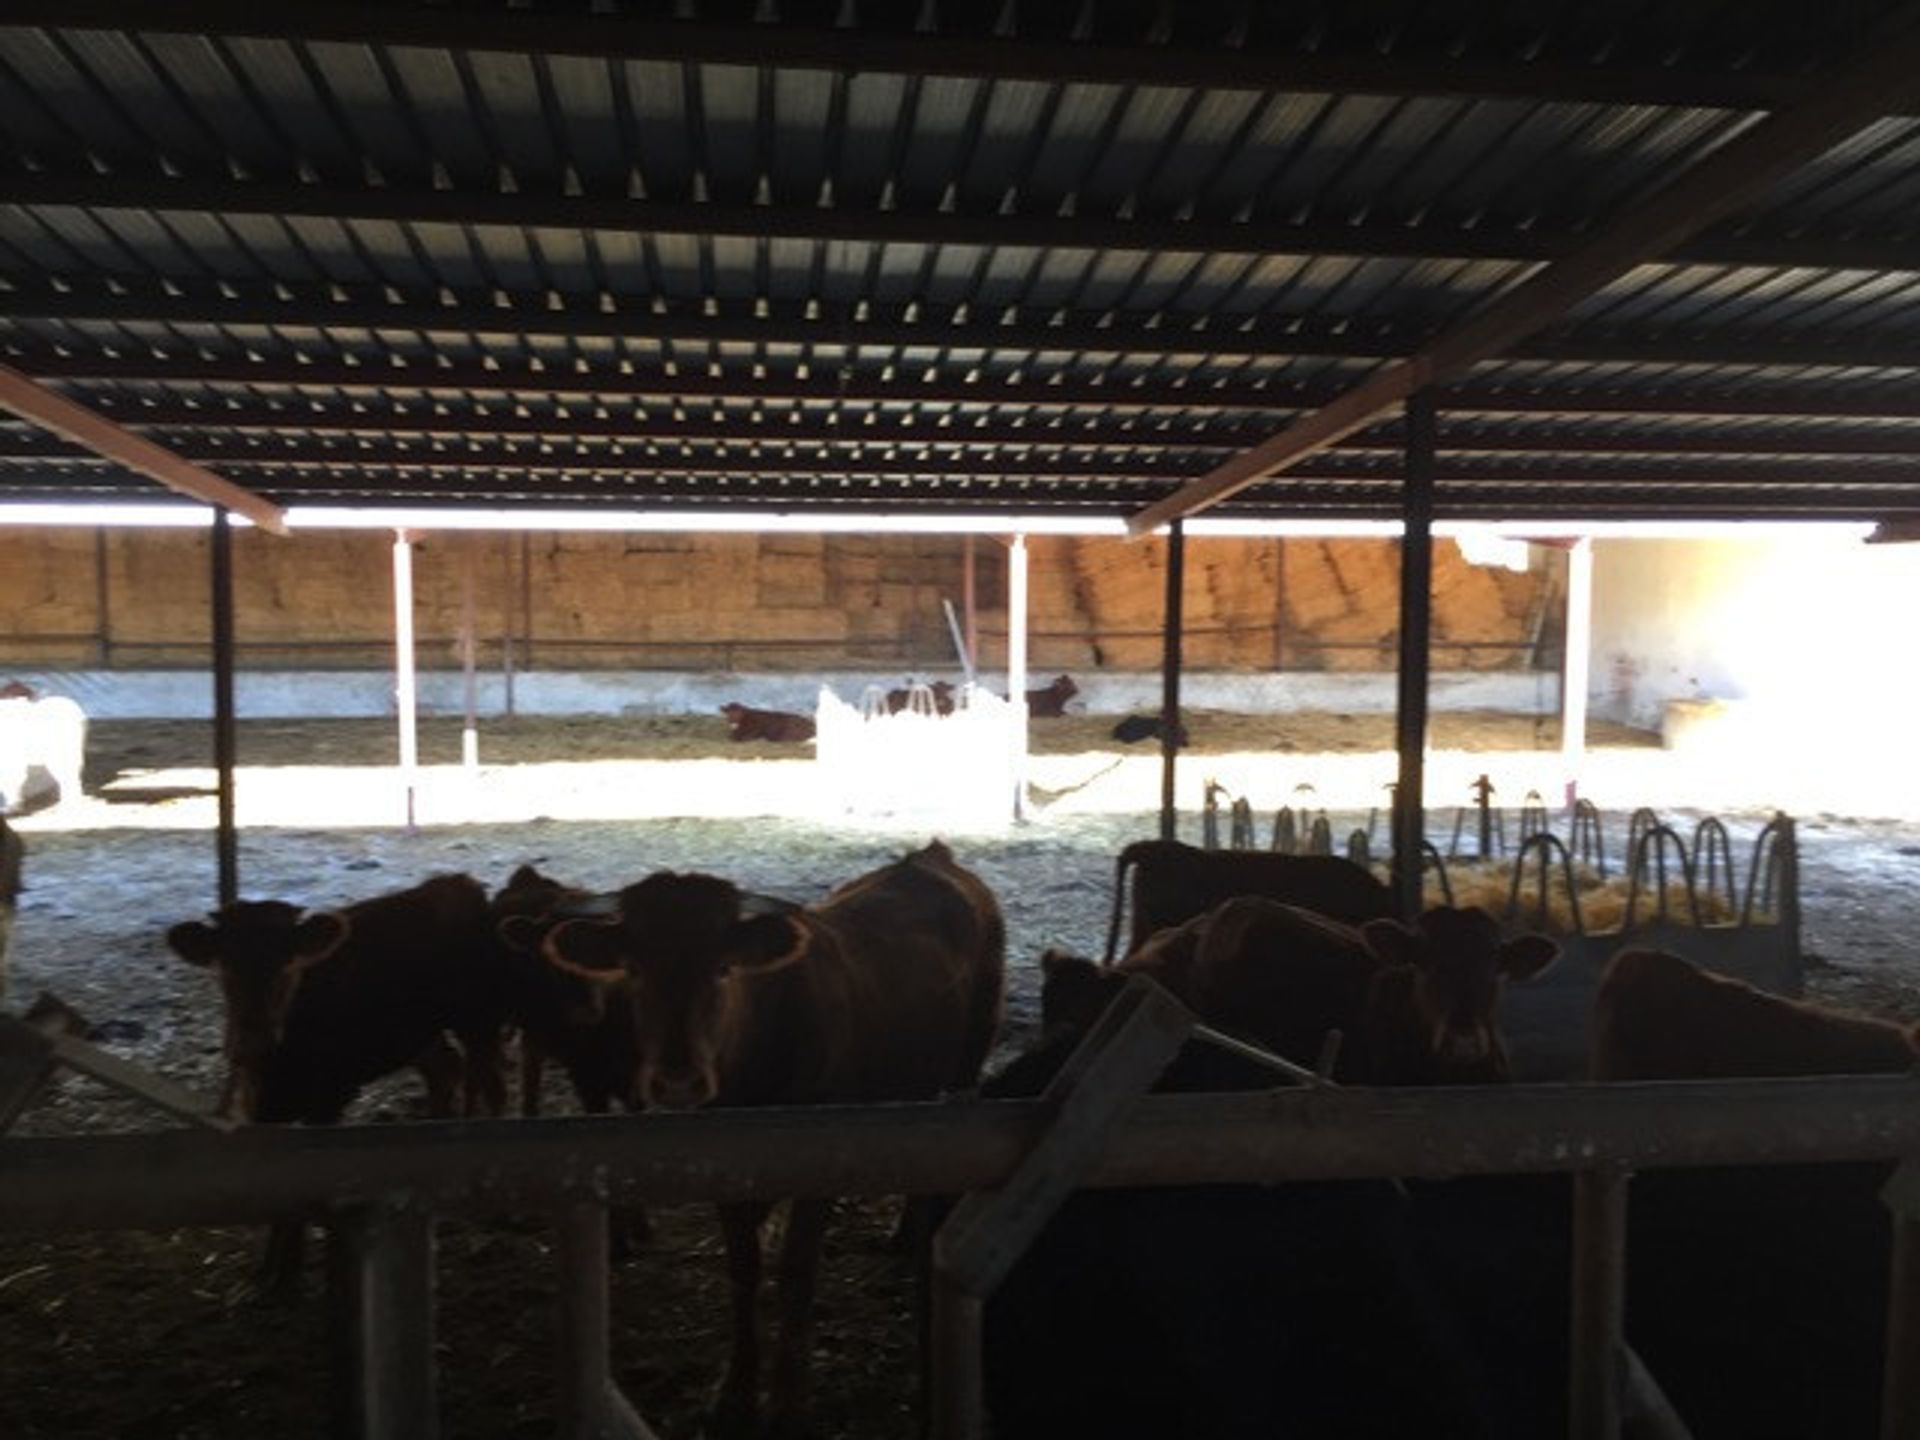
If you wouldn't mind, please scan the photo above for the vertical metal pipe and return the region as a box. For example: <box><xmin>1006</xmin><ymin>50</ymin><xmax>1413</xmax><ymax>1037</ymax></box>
<box><xmin>459</xmin><ymin>545</ymin><xmax>479</xmax><ymax>775</ymax></box>
<box><xmin>1880</xmin><ymin>1160</ymin><xmax>1920</xmax><ymax>1439</ymax></box>
<box><xmin>929</xmin><ymin>1274</ymin><xmax>985</xmax><ymax>1440</ymax></box>
<box><xmin>1561</xmin><ymin>536</ymin><xmax>1594</xmax><ymax>810</ymax></box>
<box><xmin>519</xmin><ymin>531</ymin><xmax>534</xmax><ymax>677</ymax></box>
<box><xmin>963</xmin><ymin>533</ymin><xmax>979</xmax><ymax>672</ymax></box>
<box><xmin>209</xmin><ymin>508</ymin><xmax>239</xmax><ymax>908</ymax></box>
<box><xmin>93</xmin><ymin>526</ymin><xmax>111</xmax><ymax>666</ymax></box>
<box><xmin>332</xmin><ymin>1202</ymin><xmax>439</xmax><ymax>1440</ymax></box>
<box><xmin>501</xmin><ymin>534</ymin><xmax>517</xmax><ymax>718</ymax></box>
<box><xmin>1159</xmin><ymin>519</ymin><xmax>1186</xmax><ymax>842</ymax></box>
<box><xmin>1007</xmin><ymin>533</ymin><xmax>1030</xmax><ymax>823</ymax></box>
<box><xmin>1569</xmin><ymin>1167</ymin><xmax>1629</xmax><ymax>1440</ymax></box>
<box><xmin>554</xmin><ymin>1199</ymin><xmax>658</xmax><ymax>1440</ymax></box>
<box><xmin>1390</xmin><ymin>393</ymin><xmax>1437</xmax><ymax>921</ymax></box>
<box><xmin>392</xmin><ymin>531</ymin><xmax>419</xmax><ymax>830</ymax></box>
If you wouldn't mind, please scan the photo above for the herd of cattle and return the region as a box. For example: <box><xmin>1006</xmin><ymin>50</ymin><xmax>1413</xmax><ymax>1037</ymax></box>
<box><xmin>137</xmin><ymin>834</ymin><xmax>1913</xmax><ymax>1438</ymax></box>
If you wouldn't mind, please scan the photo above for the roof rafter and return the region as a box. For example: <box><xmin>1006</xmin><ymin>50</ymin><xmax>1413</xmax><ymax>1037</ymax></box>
<box><xmin>1129</xmin><ymin>16</ymin><xmax>1920</xmax><ymax>534</ymax></box>
<box><xmin>21</xmin><ymin>353</ymin><xmax>1920</xmax><ymax>423</ymax></box>
<box><xmin>8</xmin><ymin>175</ymin><xmax>1920</xmax><ymax>275</ymax></box>
<box><xmin>0</xmin><ymin>1</ymin><xmax>1857</xmax><ymax>113</ymax></box>
<box><xmin>10</xmin><ymin>279</ymin><xmax>1920</xmax><ymax>373</ymax></box>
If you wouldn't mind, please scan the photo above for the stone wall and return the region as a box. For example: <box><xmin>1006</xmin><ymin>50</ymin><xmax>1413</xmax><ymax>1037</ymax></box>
<box><xmin>0</xmin><ymin>527</ymin><xmax>1552</xmax><ymax>674</ymax></box>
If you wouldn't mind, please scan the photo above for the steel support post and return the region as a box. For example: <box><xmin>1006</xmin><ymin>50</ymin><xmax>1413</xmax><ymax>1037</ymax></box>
<box><xmin>391</xmin><ymin>530</ymin><xmax>419</xmax><ymax>829</ymax></box>
<box><xmin>209</xmin><ymin>507</ymin><xmax>239</xmax><ymax>907</ymax></box>
<box><xmin>329</xmin><ymin>1202</ymin><xmax>438</xmax><ymax>1440</ymax></box>
<box><xmin>1569</xmin><ymin>1166</ymin><xmax>1630</xmax><ymax>1440</ymax></box>
<box><xmin>1007</xmin><ymin>533</ymin><xmax>1029</xmax><ymax>822</ymax></box>
<box><xmin>1159</xmin><ymin>518</ymin><xmax>1186</xmax><ymax>842</ymax></box>
<box><xmin>1390</xmin><ymin>393</ymin><xmax>1436</xmax><ymax>920</ymax></box>
<box><xmin>555</xmin><ymin>1199</ymin><xmax>658</xmax><ymax>1440</ymax></box>
<box><xmin>1880</xmin><ymin>1160</ymin><xmax>1920</xmax><ymax>1438</ymax></box>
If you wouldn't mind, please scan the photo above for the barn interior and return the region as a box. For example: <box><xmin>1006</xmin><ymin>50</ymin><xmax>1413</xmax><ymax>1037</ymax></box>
<box><xmin>4</xmin><ymin>4</ymin><xmax>1920</xmax><ymax>1439</ymax></box>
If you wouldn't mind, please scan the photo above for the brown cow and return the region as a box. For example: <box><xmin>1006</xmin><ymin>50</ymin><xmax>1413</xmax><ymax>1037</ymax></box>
<box><xmin>884</xmin><ymin>679</ymin><xmax>956</xmax><ymax>715</ymax></box>
<box><xmin>719</xmin><ymin>702</ymin><xmax>816</xmax><ymax>743</ymax></box>
<box><xmin>1590</xmin><ymin>948</ymin><xmax>1911</xmax><ymax>1436</ymax></box>
<box><xmin>490</xmin><ymin>863</ymin><xmax>652</xmax><ymax>1249</ymax></box>
<box><xmin>1104</xmin><ymin>838</ymin><xmax>1396</xmax><ymax>963</ymax></box>
<box><xmin>1592</xmin><ymin>947</ymin><xmax>1920</xmax><ymax>1080</ymax></box>
<box><xmin>545</xmin><ymin>840</ymin><xmax>1005</xmax><ymax>1437</ymax></box>
<box><xmin>168</xmin><ymin>874</ymin><xmax>503</xmax><ymax>1289</ymax></box>
<box><xmin>1025</xmin><ymin>674</ymin><xmax>1078</xmax><ymax>717</ymax></box>
<box><xmin>1051</xmin><ymin>895</ymin><xmax>1556</xmax><ymax>1084</ymax></box>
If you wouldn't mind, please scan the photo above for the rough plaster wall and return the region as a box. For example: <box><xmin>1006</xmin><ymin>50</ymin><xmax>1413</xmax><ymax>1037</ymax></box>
<box><xmin>1588</xmin><ymin>533</ymin><xmax>1920</xmax><ymax>734</ymax></box>
<box><xmin>0</xmin><ymin>528</ymin><xmax>1543</xmax><ymax>675</ymax></box>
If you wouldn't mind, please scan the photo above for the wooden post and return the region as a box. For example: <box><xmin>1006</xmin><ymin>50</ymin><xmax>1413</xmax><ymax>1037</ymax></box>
<box><xmin>210</xmin><ymin>507</ymin><xmax>239</xmax><ymax>908</ymax></box>
<box><xmin>1007</xmin><ymin>533</ymin><xmax>1029</xmax><ymax>823</ymax></box>
<box><xmin>555</xmin><ymin>1200</ymin><xmax>659</xmax><ymax>1440</ymax></box>
<box><xmin>1569</xmin><ymin>1166</ymin><xmax>1629</xmax><ymax>1440</ymax></box>
<box><xmin>1159</xmin><ymin>519</ymin><xmax>1186</xmax><ymax>842</ymax></box>
<box><xmin>392</xmin><ymin>530</ymin><xmax>419</xmax><ymax>830</ymax></box>
<box><xmin>330</xmin><ymin>1202</ymin><xmax>438</xmax><ymax>1440</ymax></box>
<box><xmin>1561</xmin><ymin>536</ymin><xmax>1594</xmax><ymax>809</ymax></box>
<box><xmin>1390</xmin><ymin>394</ymin><xmax>1436</xmax><ymax>922</ymax></box>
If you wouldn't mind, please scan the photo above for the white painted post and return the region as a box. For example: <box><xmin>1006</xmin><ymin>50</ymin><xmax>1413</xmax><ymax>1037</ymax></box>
<box><xmin>1008</xmin><ymin>533</ymin><xmax>1030</xmax><ymax>823</ymax></box>
<box><xmin>392</xmin><ymin>530</ymin><xmax>419</xmax><ymax>830</ymax></box>
<box><xmin>1562</xmin><ymin>536</ymin><xmax>1594</xmax><ymax>809</ymax></box>
<box><xmin>459</xmin><ymin>546</ymin><xmax>479</xmax><ymax>775</ymax></box>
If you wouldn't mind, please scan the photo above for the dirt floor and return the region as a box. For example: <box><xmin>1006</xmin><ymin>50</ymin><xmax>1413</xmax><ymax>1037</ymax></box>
<box><xmin>2</xmin><ymin>711</ymin><xmax>1919</xmax><ymax>1438</ymax></box>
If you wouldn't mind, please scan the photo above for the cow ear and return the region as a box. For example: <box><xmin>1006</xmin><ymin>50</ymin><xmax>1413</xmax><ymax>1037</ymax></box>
<box><xmin>497</xmin><ymin>913</ymin><xmax>543</xmax><ymax>954</ymax></box>
<box><xmin>507</xmin><ymin>863</ymin><xmax>543</xmax><ymax>888</ymax></box>
<box><xmin>544</xmin><ymin>920</ymin><xmax>629</xmax><ymax>984</ymax></box>
<box><xmin>1498</xmin><ymin>933</ymin><xmax>1559</xmax><ymax>981</ymax></box>
<box><xmin>167</xmin><ymin>920</ymin><xmax>222</xmax><ymax>967</ymax></box>
<box><xmin>291</xmin><ymin>912</ymin><xmax>349</xmax><ymax>967</ymax></box>
<box><xmin>1360</xmin><ymin>918</ymin><xmax>1421</xmax><ymax>967</ymax></box>
<box><xmin>730</xmin><ymin>913</ymin><xmax>808</xmax><ymax>975</ymax></box>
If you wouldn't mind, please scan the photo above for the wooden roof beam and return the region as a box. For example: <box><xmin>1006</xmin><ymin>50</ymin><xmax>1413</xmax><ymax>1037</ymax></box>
<box><xmin>1128</xmin><ymin>20</ymin><xmax>1920</xmax><ymax>535</ymax></box>
<box><xmin>0</xmin><ymin>362</ymin><xmax>285</xmax><ymax>531</ymax></box>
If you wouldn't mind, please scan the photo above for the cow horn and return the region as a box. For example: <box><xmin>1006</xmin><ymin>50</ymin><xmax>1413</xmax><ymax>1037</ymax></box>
<box><xmin>740</xmin><ymin>892</ymin><xmax>801</xmax><ymax>918</ymax></box>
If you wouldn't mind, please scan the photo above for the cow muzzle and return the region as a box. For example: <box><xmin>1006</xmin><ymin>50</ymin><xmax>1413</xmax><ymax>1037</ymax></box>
<box><xmin>640</xmin><ymin>1067</ymin><xmax>717</xmax><ymax>1111</ymax></box>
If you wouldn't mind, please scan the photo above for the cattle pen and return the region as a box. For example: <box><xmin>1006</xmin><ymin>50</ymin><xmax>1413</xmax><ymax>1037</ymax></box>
<box><xmin>4</xmin><ymin>991</ymin><xmax>1920</xmax><ymax>1440</ymax></box>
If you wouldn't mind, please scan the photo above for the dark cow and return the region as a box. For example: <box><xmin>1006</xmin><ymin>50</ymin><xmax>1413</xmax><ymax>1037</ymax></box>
<box><xmin>1593</xmin><ymin>945</ymin><xmax>1919</xmax><ymax>1081</ymax></box>
<box><xmin>167</xmin><ymin>873</ymin><xmax>503</xmax><ymax>1127</ymax></box>
<box><xmin>1104</xmin><ymin>837</ymin><xmax>1395</xmax><ymax>962</ymax></box>
<box><xmin>168</xmin><ymin>874</ymin><xmax>502</xmax><ymax>1289</ymax></box>
<box><xmin>1053</xmin><ymin>895</ymin><xmax>1555</xmax><ymax>1085</ymax></box>
<box><xmin>1594</xmin><ymin>948</ymin><xmax>1906</xmax><ymax>1439</ymax></box>
<box><xmin>1111</xmin><ymin>713</ymin><xmax>1188</xmax><ymax>745</ymax></box>
<box><xmin>489</xmin><ymin>864</ymin><xmax>639</xmax><ymax>1117</ymax></box>
<box><xmin>545</xmin><ymin>840</ymin><xmax>1004</xmax><ymax>1438</ymax></box>
<box><xmin>0</xmin><ymin>813</ymin><xmax>21</xmax><ymax>992</ymax></box>
<box><xmin>490</xmin><ymin>863</ymin><xmax>651</xmax><ymax>1249</ymax></box>
<box><xmin>884</xmin><ymin>679</ymin><xmax>956</xmax><ymax>716</ymax></box>
<box><xmin>1024</xmin><ymin>674</ymin><xmax>1078</xmax><ymax>717</ymax></box>
<box><xmin>979</xmin><ymin>1026</ymin><xmax>1544</xmax><ymax>1440</ymax></box>
<box><xmin>719</xmin><ymin>702</ymin><xmax>816</xmax><ymax>743</ymax></box>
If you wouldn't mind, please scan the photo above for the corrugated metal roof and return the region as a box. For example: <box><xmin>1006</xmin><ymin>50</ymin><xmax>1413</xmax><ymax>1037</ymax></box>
<box><xmin>2</xmin><ymin>0</ymin><xmax>1920</xmax><ymax>520</ymax></box>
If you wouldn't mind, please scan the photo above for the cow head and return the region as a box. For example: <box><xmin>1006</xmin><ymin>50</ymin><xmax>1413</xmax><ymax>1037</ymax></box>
<box><xmin>1039</xmin><ymin>948</ymin><xmax>1123</xmax><ymax>1034</ymax></box>
<box><xmin>167</xmin><ymin>900</ymin><xmax>350</xmax><ymax>1114</ymax></box>
<box><xmin>1361</xmin><ymin>907</ymin><xmax>1557</xmax><ymax>1075</ymax></box>
<box><xmin>545</xmin><ymin>872</ymin><xmax>806</xmax><ymax>1109</ymax></box>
